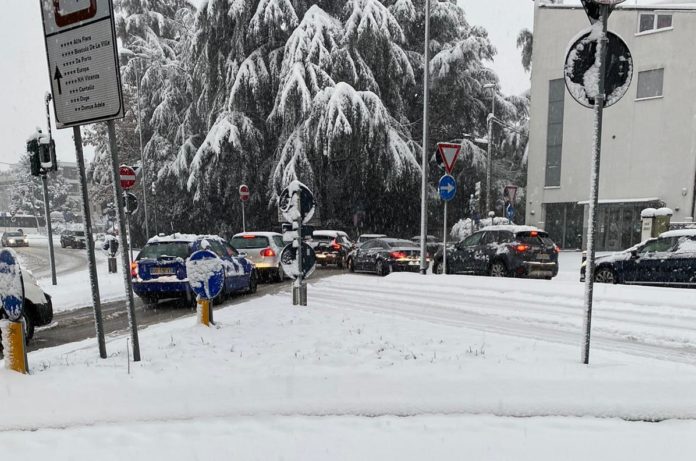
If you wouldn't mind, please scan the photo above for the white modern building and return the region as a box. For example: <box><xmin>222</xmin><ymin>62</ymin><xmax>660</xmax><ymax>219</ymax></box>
<box><xmin>526</xmin><ymin>1</ymin><xmax>696</xmax><ymax>250</ymax></box>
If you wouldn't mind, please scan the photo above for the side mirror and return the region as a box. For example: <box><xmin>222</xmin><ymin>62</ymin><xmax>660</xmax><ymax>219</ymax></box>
<box><xmin>630</xmin><ymin>249</ymin><xmax>638</xmax><ymax>259</ymax></box>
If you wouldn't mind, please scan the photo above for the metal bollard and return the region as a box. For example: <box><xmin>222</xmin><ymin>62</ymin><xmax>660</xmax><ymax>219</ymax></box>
<box><xmin>1</xmin><ymin>320</ymin><xmax>28</xmax><ymax>374</ymax></box>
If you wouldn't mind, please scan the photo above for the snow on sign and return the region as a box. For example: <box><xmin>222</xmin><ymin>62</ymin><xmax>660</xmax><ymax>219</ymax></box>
<box><xmin>119</xmin><ymin>165</ymin><xmax>136</xmax><ymax>190</ymax></box>
<box><xmin>437</xmin><ymin>143</ymin><xmax>461</xmax><ymax>175</ymax></box>
<box><xmin>0</xmin><ymin>249</ymin><xmax>25</xmax><ymax>322</ymax></box>
<box><xmin>40</xmin><ymin>0</ymin><xmax>124</xmax><ymax>129</ymax></box>
<box><xmin>186</xmin><ymin>250</ymin><xmax>224</xmax><ymax>300</ymax></box>
<box><xmin>564</xmin><ymin>27</ymin><xmax>633</xmax><ymax>109</ymax></box>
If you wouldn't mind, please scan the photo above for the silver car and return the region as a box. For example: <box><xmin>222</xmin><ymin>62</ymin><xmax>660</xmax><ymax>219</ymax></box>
<box><xmin>230</xmin><ymin>232</ymin><xmax>287</xmax><ymax>283</ymax></box>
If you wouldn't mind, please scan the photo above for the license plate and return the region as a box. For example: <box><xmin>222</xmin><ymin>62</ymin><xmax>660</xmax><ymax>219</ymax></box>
<box><xmin>536</xmin><ymin>254</ymin><xmax>550</xmax><ymax>260</ymax></box>
<box><xmin>408</xmin><ymin>260</ymin><xmax>419</xmax><ymax>265</ymax></box>
<box><xmin>151</xmin><ymin>267</ymin><xmax>175</xmax><ymax>275</ymax></box>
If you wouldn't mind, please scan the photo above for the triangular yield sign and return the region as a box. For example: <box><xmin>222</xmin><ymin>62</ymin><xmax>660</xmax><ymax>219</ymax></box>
<box><xmin>437</xmin><ymin>143</ymin><xmax>461</xmax><ymax>175</ymax></box>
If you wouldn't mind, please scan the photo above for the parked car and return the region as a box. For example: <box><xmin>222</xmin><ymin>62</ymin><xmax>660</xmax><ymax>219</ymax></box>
<box><xmin>1</xmin><ymin>231</ymin><xmax>29</xmax><ymax>247</ymax></box>
<box><xmin>230</xmin><ymin>232</ymin><xmax>287</xmax><ymax>283</ymax></box>
<box><xmin>411</xmin><ymin>235</ymin><xmax>442</xmax><ymax>257</ymax></box>
<box><xmin>348</xmin><ymin>238</ymin><xmax>424</xmax><ymax>275</ymax></box>
<box><xmin>60</xmin><ymin>230</ymin><xmax>87</xmax><ymax>249</ymax></box>
<box><xmin>0</xmin><ymin>268</ymin><xmax>53</xmax><ymax>348</ymax></box>
<box><xmin>132</xmin><ymin>233</ymin><xmax>257</xmax><ymax>304</ymax></box>
<box><xmin>580</xmin><ymin>229</ymin><xmax>696</xmax><ymax>287</ymax></box>
<box><xmin>308</xmin><ymin>230</ymin><xmax>354</xmax><ymax>268</ymax></box>
<box><xmin>356</xmin><ymin>234</ymin><xmax>387</xmax><ymax>247</ymax></box>
<box><xmin>433</xmin><ymin>225</ymin><xmax>560</xmax><ymax>279</ymax></box>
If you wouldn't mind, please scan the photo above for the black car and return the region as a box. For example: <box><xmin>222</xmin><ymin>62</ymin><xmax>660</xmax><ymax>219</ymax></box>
<box><xmin>60</xmin><ymin>230</ymin><xmax>87</xmax><ymax>249</ymax></box>
<box><xmin>433</xmin><ymin>226</ymin><xmax>559</xmax><ymax>279</ymax></box>
<box><xmin>348</xmin><ymin>238</ymin><xmax>423</xmax><ymax>275</ymax></box>
<box><xmin>308</xmin><ymin>230</ymin><xmax>353</xmax><ymax>268</ymax></box>
<box><xmin>581</xmin><ymin>230</ymin><xmax>696</xmax><ymax>287</ymax></box>
<box><xmin>1</xmin><ymin>231</ymin><xmax>29</xmax><ymax>247</ymax></box>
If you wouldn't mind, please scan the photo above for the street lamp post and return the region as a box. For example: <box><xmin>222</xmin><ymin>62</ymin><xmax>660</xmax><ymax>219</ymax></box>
<box><xmin>419</xmin><ymin>0</ymin><xmax>432</xmax><ymax>275</ymax></box>
<box><xmin>484</xmin><ymin>84</ymin><xmax>496</xmax><ymax>215</ymax></box>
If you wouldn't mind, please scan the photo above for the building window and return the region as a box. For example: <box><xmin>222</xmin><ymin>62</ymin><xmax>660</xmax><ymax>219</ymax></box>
<box><xmin>638</xmin><ymin>13</ymin><xmax>672</xmax><ymax>33</ymax></box>
<box><xmin>636</xmin><ymin>68</ymin><xmax>664</xmax><ymax>99</ymax></box>
<box><xmin>545</xmin><ymin>79</ymin><xmax>564</xmax><ymax>187</ymax></box>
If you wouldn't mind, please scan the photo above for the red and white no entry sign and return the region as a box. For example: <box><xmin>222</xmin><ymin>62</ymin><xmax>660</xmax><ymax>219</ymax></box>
<box><xmin>119</xmin><ymin>165</ymin><xmax>137</xmax><ymax>190</ymax></box>
<box><xmin>239</xmin><ymin>184</ymin><xmax>250</xmax><ymax>202</ymax></box>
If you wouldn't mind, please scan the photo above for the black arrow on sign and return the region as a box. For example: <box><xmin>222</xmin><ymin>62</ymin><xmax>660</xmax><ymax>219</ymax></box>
<box><xmin>53</xmin><ymin>66</ymin><xmax>63</xmax><ymax>95</ymax></box>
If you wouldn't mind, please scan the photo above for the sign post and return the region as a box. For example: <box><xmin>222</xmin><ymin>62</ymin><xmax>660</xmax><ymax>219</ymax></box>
<box><xmin>40</xmin><ymin>0</ymin><xmax>125</xmax><ymax>360</ymax></box>
<box><xmin>438</xmin><ymin>175</ymin><xmax>457</xmax><ymax>275</ymax></box>
<box><xmin>569</xmin><ymin>0</ymin><xmax>629</xmax><ymax>365</ymax></box>
<box><xmin>279</xmin><ymin>181</ymin><xmax>316</xmax><ymax>306</ymax></box>
<box><xmin>437</xmin><ymin>143</ymin><xmax>461</xmax><ymax>275</ymax></box>
<box><xmin>186</xmin><ymin>249</ymin><xmax>225</xmax><ymax>327</ymax></box>
<box><xmin>0</xmin><ymin>249</ymin><xmax>28</xmax><ymax>373</ymax></box>
<box><xmin>239</xmin><ymin>184</ymin><xmax>249</xmax><ymax>232</ymax></box>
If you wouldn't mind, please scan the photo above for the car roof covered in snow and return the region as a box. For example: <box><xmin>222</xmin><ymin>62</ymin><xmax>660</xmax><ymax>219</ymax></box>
<box><xmin>313</xmin><ymin>230</ymin><xmax>346</xmax><ymax>237</ymax></box>
<box><xmin>659</xmin><ymin>228</ymin><xmax>696</xmax><ymax>239</ymax></box>
<box><xmin>147</xmin><ymin>233</ymin><xmax>224</xmax><ymax>244</ymax></box>
<box><xmin>359</xmin><ymin>234</ymin><xmax>386</xmax><ymax>238</ymax></box>
<box><xmin>479</xmin><ymin>225</ymin><xmax>544</xmax><ymax>234</ymax></box>
<box><xmin>232</xmin><ymin>232</ymin><xmax>281</xmax><ymax>238</ymax></box>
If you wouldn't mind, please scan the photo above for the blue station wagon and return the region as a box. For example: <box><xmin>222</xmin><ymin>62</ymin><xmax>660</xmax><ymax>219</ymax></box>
<box><xmin>132</xmin><ymin>234</ymin><xmax>257</xmax><ymax>304</ymax></box>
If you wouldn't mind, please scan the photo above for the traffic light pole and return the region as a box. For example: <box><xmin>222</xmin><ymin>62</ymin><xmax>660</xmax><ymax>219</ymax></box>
<box><xmin>73</xmin><ymin>126</ymin><xmax>107</xmax><ymax>359</ymax></box>
<box><xmin>40</xmin><ymin>174</ymin><xmax>57</xmax><ymax>286</ymax></box>
<box><xmin>107</xmin><ymin>120</ymin><xmax>141</xmax><ymax>362</ymax></box>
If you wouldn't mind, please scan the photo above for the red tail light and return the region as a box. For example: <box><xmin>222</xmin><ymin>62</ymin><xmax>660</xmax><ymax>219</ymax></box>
<box><xmin>130</xmin><ymin>261</ymin><xmax>138</xmax><ymax>278</ymax></box>
<box><xmin>553</xmin><ymin>245</ymin><xmax>561</xmax><ymax>254</ymax></box>
<box><xmin>331</xmin><ymin>240</ymin><xmax>342</xmax><ymax>251</ymax></box>
<box><xmin>390</xmin><ymin>251</ymin><xmax>407</xmax><ymax>259</ymax></box>
<box><xmin>260</xmin><ymin>248</ymin><xmax>276</xmax><ymax>257</ymax></box>
<box><xmin>515</xmin><ymin>244</ymin><xmax>529</xmax><ymax>253</ymax></box>
<box><xmin>530</xmin><ymin>231</ymin><xmax>538</xmax><ymax>237</ymax></box>
<box><xmin>243</xmin><ymin>235</ymin><xmax>255</xmax><ymax>239</ymax></box>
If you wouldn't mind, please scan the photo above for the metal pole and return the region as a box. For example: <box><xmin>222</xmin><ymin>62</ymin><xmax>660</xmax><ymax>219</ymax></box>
<box><xmin>486</xmin><ymin>92</ymin><xmax>495</xmax><ymax>215</ymax></box>
<box><xmin>125</xmin><ymin>193</ymin><xmax>134</xmax><ymax>262</ymax></box>
<box><xmin>242</xmin><ymin>201</ymin><xmax>246</xmax><ymax>233</ymax></box>
<box><xmin>442</xmin><ymin>201</ymin><xmax>447</xmax><ymax>275</ymax></box>
<box><xmin>581</xmin><ymin>5</ymin><xmax>609</xmax><ymax>366</ymax></box>
<box><xmin>107</xmin><ymin>120</ymin><xmax>141</xmax><ymax>362</ymax></box>
<box><xmin>135</xmin><ymin>64</ymin><xmax>150</xmax><ymax>240</ymax></box>
<box><xmin>419</xmin><ymin>0</ymin><xmax>431</xmax><ymax>275</ymax></box>
<box><xmin>41</xmin><ymin>174</ymin><xmax>57</xmax><ymax>286</ymax></box>
<box><xmin>73</xmin><ymin>126</ymin><xmax>107</xmax><ymax>358</ymax></box>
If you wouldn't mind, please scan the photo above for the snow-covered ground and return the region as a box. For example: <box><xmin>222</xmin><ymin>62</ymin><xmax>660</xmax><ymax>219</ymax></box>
<box><xmin>2</xmin><ymin>270</ymin><xmax>696</xmax><ymax>459</ymax></box>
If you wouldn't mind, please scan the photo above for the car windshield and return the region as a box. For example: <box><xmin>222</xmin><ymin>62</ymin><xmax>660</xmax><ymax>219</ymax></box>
<box><xmin>137</xmin><ymin>242</ymin><xmax>190</xmax><ymax>260</ymax></box>
<box><xmin>231</xmin><ymin>236</ymin><xmax>270</xmax><ymax>249</ymax></box>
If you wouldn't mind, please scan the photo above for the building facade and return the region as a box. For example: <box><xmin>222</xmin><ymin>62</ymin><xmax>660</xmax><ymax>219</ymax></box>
<box><xmin>526</xmin><ymin>2</ymin><xmax>696</xmax><ymax>250</ymax></box>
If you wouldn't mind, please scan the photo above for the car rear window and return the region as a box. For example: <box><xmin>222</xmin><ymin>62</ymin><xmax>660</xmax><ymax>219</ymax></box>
<box><xmin>138</xmin><ymin>242</ymin><xmax>190</xmax><ymax>260</ymax></box>
<box><xmin>516</xmin><ymin>231</ymin><xmax>552</xmax><ymax>246</ymax></box>
<box><xmin>387</xmin><ymin>240</ymin><xmax>417</xmax><ymax>248</ymax></box>
<box><xmin>74</xmin><ymin>231</ymin><xmax>85</xmax><ymax>237</ymax></box>
<box><xmin>312</xmin><ymin>235</ymin><xmax>334</xmax><ymax>242</ymax></box>
<box><xmin>231</xmin><ymin>236</ymin><xmax>270</xmax><ymax>249</ymax></box>
<box><xmin>6</xmin><ymin>232</ymin><xmax>22</xmax><ymax>237</ymax></box>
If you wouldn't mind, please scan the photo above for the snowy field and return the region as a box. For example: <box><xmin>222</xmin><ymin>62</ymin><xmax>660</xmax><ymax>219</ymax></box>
<box><xmin>3</xmin><ymin>269</ymin><xmax>696</xmax><ymax>459</ymax></box>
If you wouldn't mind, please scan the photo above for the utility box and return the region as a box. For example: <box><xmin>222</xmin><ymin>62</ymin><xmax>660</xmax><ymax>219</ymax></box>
<box><xmin>641</xmin><ymin>207</ymin><xmax>673</xmax><ymax>240</ymax></box>
<box><xmin>654</xmin><ymin>207</ymin><xmax>673</xmax><ymax>236</ymax></box>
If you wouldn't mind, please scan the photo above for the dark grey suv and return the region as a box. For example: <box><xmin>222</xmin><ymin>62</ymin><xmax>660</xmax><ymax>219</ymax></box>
<box><xmin>433</xmin><ymin>225</ymin><xmax>560</xmax><ymax>279</ymax></box>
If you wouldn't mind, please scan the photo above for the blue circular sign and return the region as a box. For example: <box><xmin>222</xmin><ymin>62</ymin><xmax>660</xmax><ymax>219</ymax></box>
<box><xmin>185</xmin><ymin>250</ymin><xmax>225</xmax><ymax>300</ymax></box>
<box><xmin>0</xmin><ymin>249</ymin><xmax>25</xmax><ymax>321</ymax></box>
<box><xmin>438</xmin><ymin>175</ymin><xmax>457</xmax><ymax>202</ymax></box>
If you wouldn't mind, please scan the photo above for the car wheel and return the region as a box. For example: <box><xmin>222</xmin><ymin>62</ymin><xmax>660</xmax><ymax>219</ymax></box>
<box><xmin>247</xmin><ymin>270</ymin><xmax>258</xmax><ymax>294</ymax></box>
<box><xmin>275</xmin><ymin>265</ymin><xmax>285</xmax><ymax>283</ymax></box>
<box><xmin>140</xmin><ymin>296</ymin><xmax>158</xmax><ymax>306</ymax></box>
<box><xmin>60</xmin><ymin>241</ymin><xmax>65</xmax><ymax>248</ymax></box>
<box><xmin>22</xmin><ymin>311</ymin><xmax>35</xmax><ymax>344</ymax></box>
<box><xmin>348</xmin><ymin>257</ymin><xmax>355</xmax><ymax>273</ymax></box>
<box><xmin>376</xmin><ymin>260</ymin><xmax>387</xmax><ymax>277</ymax></box>
<box><xmin>435</xmin><ymin>261</ymin><xmax>446</xmax><ymax>275</ymax></box>
<box><xmin>337</xmin><ymin>257</ymin><xmax>345</xmax><ymax>269</ymax></box>
<box><xmin>489</xmin><ymin>261</ymin><xmax>507</xmax><ymax>278</ymax></box>
<box><xmin>594</xmin><ymin>267</ymin><xmax>616</xmax><ymax>284</ymax></box>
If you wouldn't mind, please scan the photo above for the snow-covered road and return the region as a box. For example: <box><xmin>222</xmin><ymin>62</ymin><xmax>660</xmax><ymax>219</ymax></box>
<box><xmin>313</xmin><ymin>273</ymin><xmax>696</xmax><ymax>364</ymax></box>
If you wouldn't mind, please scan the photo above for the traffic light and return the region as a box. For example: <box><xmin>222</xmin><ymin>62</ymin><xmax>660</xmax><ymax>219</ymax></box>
<box><xmin>27</xmin><ymin>139</ymin><xmax>41</xmax><ymax>176</ymax></box>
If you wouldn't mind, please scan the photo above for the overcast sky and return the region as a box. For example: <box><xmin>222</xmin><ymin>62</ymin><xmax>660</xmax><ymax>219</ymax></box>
<box><xmin>0</xmin><ymin>0</ymin><xmax>676</xmax><ymax>170</ymax></box>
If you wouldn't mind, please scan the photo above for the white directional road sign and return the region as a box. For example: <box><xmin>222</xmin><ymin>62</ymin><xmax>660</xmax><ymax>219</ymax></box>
<box><xmin>40</xmin><ymin>0</ymin><xmax>124</xmax><ymax>129</ymax></box>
